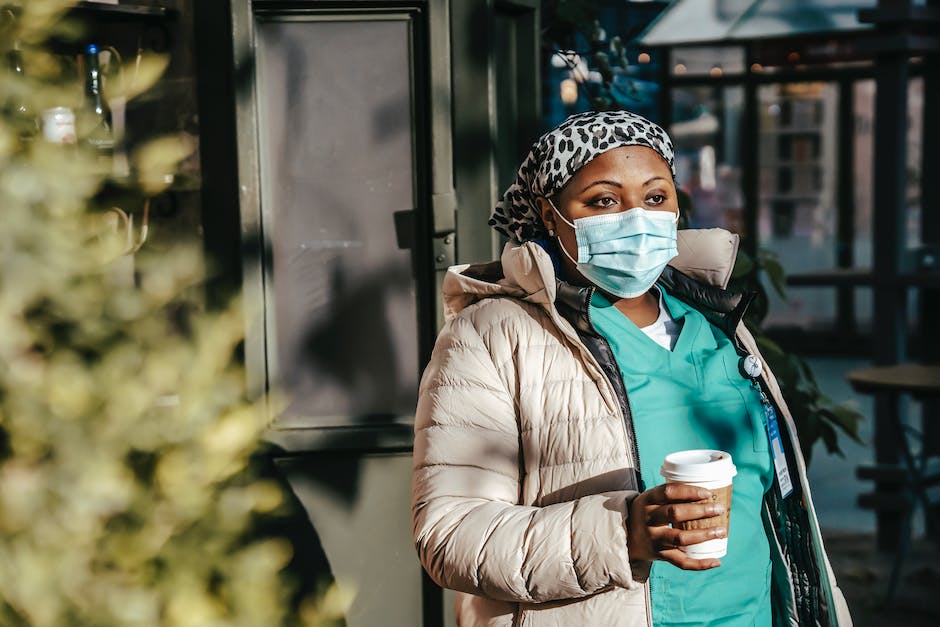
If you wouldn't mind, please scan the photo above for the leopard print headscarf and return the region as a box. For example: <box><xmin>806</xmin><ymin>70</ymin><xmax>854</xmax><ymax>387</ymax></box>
<box><xmin>489</xmin><ymin>110</ymin><xmax>676</xmax><ymax>243</ymax></box>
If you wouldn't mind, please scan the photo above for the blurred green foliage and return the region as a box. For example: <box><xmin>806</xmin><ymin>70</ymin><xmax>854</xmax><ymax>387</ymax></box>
<box><xmin>0</xmin><ymin>2</ymin><xmax>347</xmax><ymax>625</ymax></box>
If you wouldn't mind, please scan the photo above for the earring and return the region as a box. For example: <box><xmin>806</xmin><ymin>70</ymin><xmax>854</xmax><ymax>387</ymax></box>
<box><xmin>548</xmin><ymin>229</ymin><xmax>556</xmax><ymax>237</ymax></box>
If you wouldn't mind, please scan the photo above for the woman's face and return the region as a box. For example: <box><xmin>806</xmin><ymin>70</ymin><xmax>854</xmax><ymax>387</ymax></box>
<box><xmin>539</xmin><ymin>145</ymin><xmax>678</xmax><ymax>287</ymax></box>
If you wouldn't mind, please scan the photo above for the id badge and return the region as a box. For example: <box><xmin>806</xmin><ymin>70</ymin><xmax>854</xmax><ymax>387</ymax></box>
<box><xmin>763</xmin><ymin>399</ymin><xmax>794</xmax><ymax>499</ymax></box>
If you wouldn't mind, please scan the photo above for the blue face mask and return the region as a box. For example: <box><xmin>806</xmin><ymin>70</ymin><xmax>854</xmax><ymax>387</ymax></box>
<box><xmin>551</xmin><ymin>201</ymin><xmax>678</xmax><ymax>299</ymax></box>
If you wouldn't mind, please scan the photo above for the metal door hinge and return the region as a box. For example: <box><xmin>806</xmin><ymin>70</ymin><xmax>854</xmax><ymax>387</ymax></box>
<box><xmin>433</xmin><ymin>232</ymin><xmax>455</xmax><ymax>270</ymax></box>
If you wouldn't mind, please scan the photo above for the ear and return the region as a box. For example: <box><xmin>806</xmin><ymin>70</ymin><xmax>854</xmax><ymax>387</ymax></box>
<box><xmin>537</xmin><ymin>197</ymin><xmax>556</xmax><ymax>233</ymax></box>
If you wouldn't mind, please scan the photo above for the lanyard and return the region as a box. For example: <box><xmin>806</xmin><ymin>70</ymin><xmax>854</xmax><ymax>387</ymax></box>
<box><xmin>741</xmin><ymin>355</ymin><xmax>794</xmax><ymax>499</ymax></box>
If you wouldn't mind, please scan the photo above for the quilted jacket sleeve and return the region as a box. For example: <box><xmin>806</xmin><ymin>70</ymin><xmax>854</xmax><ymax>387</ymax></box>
<box><xmin>411</xmin><ymin>313</ymin><xmax>639</xmax><ymax>604</ymax></box>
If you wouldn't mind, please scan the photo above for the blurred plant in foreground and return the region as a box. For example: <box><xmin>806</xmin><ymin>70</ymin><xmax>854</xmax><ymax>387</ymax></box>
<box><xmin>0</xmin><ymin>2</ymin><xmax>347</xmax><ymax>625</ymax></box>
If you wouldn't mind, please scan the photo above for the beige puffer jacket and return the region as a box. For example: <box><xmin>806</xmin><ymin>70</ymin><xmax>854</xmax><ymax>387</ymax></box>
<box><xmin>412</xmin><ymin>229</ymin><xmax>851</xmax><ymax>627</ymax></box>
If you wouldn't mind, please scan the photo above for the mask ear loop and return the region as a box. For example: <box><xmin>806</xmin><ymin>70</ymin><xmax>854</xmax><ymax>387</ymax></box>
<box><xmin>546</xmin><ymin>198</ymin><xmax>580</xmax><ymax>265</ymax></box>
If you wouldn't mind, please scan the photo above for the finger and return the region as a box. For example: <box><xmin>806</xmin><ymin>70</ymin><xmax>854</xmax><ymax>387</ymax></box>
<box><xmin>645</xmin><ymin>483</ymin><xmax>713</xmax><ymax>505</ymax></box>
<box><xmin>652</xmin><ymin>526</ymin><xmax>726</xmax><ymax>551</ymax></box>
<box><xmin>647</xmin><ymin>501</ymin><xmax>726</xmax><ymax>526</ymax></box>
<box><xmin>658</xmin><ymin>548</ymin><xmax>722</xmax><ymax>571</ymax></box>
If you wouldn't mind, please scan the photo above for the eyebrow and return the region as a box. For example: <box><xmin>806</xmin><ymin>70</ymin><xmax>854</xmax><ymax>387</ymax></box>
<box><xmin>579</xmin><ymin>180</ymin><xmax>622</xmax><ymax>193</ymax></box>
<box><xmin>578</xmin><ymin>176</ymin><xmax>668</xmax><ymax>194</ymax></box>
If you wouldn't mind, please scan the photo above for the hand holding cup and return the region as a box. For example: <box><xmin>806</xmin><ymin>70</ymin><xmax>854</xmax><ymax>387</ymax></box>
<box><xmin>627</xmin><ymin>450</ymin><xmax>736</xmax><ymax>570</ymax></box>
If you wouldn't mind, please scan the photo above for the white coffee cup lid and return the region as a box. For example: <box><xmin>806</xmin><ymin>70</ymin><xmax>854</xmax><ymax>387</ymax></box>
<box><xmin>660</xmin><ymin>449</ymin><xmax>737</xmax><ymax>483</ymax></box>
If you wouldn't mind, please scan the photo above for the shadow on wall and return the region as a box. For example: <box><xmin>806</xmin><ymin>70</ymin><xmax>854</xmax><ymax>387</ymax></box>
<box><xmin>297</xmin><ymin>261</ymin><xmax>416</xmax><ymax>424</ymax></box>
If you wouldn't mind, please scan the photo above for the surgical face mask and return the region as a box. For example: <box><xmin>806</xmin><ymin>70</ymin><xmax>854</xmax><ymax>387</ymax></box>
<box><xmin>550</xmin><ymin>200</ymin><xmax>678</xmax><ymax>299</ymax></box>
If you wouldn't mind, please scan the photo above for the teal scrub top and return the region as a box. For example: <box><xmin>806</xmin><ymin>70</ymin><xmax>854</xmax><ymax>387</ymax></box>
<box><xmin>590</xmin><ymin>288</ymin><xmax>774</xmax><ymax>627</ymax></box>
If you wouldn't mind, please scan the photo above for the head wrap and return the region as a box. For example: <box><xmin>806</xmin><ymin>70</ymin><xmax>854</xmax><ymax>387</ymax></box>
<box><xmin>489</xmin><ymin>110</ymin><xmax>676</xmax><ymax>243</ymax></box>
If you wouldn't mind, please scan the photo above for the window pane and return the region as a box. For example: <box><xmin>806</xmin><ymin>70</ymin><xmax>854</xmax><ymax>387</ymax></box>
<box><xmin>758</xmin><ymin>82</ymin><xmax>838</xmax><ymax>329</ymax></box>
<box><xmin>672</xmin><ymin>86</ymin><xmax>745</xmax><ymax>233</ymax></box>
<box><xmin>853</xmin><ymin>76</ymin><xmax>923</xmax><ymax>336</ymax></box>
<box><xmin>671</xmin><ymin>46</ymin><xmax>745</xmax><ymax>77</ymax></box>
<box><xmin>853</xmin><ymin>79</ymin><xmax>874</xmax><ymax>268</ymax></box>
<box><xmin>907</xmin><ymin>77</ymin><xmax>923</xmax><ymax>251</ymax></box>
<box><xmin>256</xmin><ymin>18</ymin><xmax>419</xmax><ymax>425</ymax></box>
<box><xmin>855</xmin><ymin>287</ymin><xmax>872</xmax><ymax>331</ymax></box>
<box><xmin>765</xmin><ymin>287</ymin><xmax>835</xmax><ymax>331</ymax></box>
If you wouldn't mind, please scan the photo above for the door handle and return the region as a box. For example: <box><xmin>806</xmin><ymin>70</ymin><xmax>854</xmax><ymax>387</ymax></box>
<box><xmin>394</xmin><ymin>208</ymin><xmax>455</xmax><ymax>269</ymax></box>
<box><xmin>393</xmin><ymin>209</ymin><xmax>415</xmax><ymax>250</ymax></box>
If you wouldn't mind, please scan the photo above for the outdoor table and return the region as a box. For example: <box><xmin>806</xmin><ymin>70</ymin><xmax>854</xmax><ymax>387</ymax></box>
<box><xmin>847</xmin><ymin>363</ymin><xmax>940</xmax><ymax>603</ymax></box>
<box><xmin>848</xmin><ymin>364</ymin><xmax>940</xmax><ymax>397</ymax></box>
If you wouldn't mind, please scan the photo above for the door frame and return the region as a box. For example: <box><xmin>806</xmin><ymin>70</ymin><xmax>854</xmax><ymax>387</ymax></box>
<box><xmin>451</xmin><ymin>0</ymin><xmax>540</xmax><ymax>265</ymax></box>
<box><xmin>229</xmin><ymin>0</ymin><xmax>453</xmax><ymax>454</ymax></box>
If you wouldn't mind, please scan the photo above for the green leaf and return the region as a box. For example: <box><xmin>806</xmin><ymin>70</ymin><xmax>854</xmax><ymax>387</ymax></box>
<box><xmin>731</xmin><ymin>251</ymin><xmax>755</xmax><ymax>278</ymax></box>
<box><xmin>820</xmin><ymin>423</ymin><xmax>844</xmax><ymax>456</ymax></box>
<box><xmin>755</xmin><ymin>336</ymin><xmax>786</xmax><ymax>369</ymax></box>
<box><xmin>760</xmin><ymin>253</ymin><xmax>788</xmax><ymax>300</ymax></box>
<box><xmin>796</xmin><ymin>356</ymin><xmax>820</xmax><ymax>388</ymax></box>
<box><xmin>611</xmin><ymin>36</ymin><xmax>624</xmax><ymax>55</ymax></box>
<box><xmin>594</xmin><ymin>51</ymin><xmax>613</xmax><ymax>83</ymax></box>
<box><xmin>827</xmin><ymin>404</ymin><xmax>865</xmax><ymax>443</ymax></box>
<box><xmin>801</xmin><ymin>437</ymin><xmax>814</xmax><ymax>466</ymax></box>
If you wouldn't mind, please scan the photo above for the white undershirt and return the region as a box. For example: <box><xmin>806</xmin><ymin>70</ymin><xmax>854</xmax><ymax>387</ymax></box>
<box><xmin>640</xmin><ymin>287</ymin><xmax>681</xmax><ymax>351</ymax></box>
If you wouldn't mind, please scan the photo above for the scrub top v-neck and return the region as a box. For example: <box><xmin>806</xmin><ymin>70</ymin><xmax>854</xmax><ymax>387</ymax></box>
<box><xmin>590</xmin><ymin>288</ymin><xmax>775</xmax><ymax>627</ymax></box>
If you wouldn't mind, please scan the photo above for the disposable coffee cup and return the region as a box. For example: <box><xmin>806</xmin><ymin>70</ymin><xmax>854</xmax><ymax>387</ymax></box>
<box><xmin>660</xmin><ymin>449</ymin><xmax>737</xmax><ymax>559</ymax></box>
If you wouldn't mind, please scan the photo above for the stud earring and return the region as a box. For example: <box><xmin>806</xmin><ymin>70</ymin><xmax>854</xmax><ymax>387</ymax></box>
<box><xmin>548</xmin><ymin>229</ymin><xmax>556</xmax><ymax>237</ymax></box>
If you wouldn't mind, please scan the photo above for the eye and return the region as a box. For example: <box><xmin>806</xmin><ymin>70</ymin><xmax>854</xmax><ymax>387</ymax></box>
<box><xmin>646</xmin><ymin>194</ymin><xmax>667</xmax><ymax>206</ymax></box>
<box><xmin>588</xmin><ymin>196</ymin><xmax>619</xmax><ymax>209</ymax></box>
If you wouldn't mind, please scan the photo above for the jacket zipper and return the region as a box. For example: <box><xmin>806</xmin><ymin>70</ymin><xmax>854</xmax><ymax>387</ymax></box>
<box><xmin>577</xmin><ymin>288</ymin><xmax>653</xmax><ymax>625</ymax></box>
<box><xmin>584</xmin><ymin>287</ymin><xmax>644</xmax><ymax>489</ymax></box>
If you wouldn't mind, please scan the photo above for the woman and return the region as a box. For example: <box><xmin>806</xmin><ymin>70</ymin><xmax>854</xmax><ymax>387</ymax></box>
<box><xmin>412</xmin><ymin>111</ymin><xmax>851</xmax><ymax>626</ymax></box>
